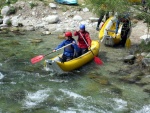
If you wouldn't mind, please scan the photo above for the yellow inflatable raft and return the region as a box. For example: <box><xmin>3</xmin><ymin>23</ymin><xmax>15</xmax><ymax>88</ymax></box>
<box><xmin>99</xmin><ymin>16</ymin><xmax>131</xmax><ymax>47</ymax></box>
<box><xmin>44</xmin><ymin>40</ymin><xmax>100</xmax><ymax>74</ymax></box>
<box><xmin>99</xmin><ymin>16</ymin><xmax>122</xmax><ymax>46</ymax></box>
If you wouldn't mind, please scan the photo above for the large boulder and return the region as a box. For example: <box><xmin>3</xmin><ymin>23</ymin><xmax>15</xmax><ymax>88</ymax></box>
<box><xmin>1</xmin><ymin>6</ymin><xmax>10</xmax><ymax>16</ymax></box>
<box><xmin>42</xmin><ymin>15</ymin><xmax>59</xmax><ymax>24</ymax></box>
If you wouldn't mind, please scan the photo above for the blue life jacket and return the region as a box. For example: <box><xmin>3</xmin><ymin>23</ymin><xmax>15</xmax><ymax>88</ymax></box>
<box><xmin>54</xmin><ymin>38</ymin><xmax>79</xmax><ymax>57</ymax></box>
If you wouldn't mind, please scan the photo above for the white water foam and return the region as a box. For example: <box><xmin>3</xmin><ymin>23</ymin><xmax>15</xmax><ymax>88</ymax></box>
<box><xmin>59</xmin><ymin>89</ymin><xmax>86</xmax><ymax>99</ymax></box>
<box><xmin>23</xmin><ymin>88</ymin><xmax>51</xmax><ymax>108</ymax></box>
<box><xmin>135</xmin><ymin>105</ymin><xmax>150</xmax><ymax>113</ymax></box>
<box><xmin>51</xmin><ymin>106</ymin><xmax>104</xmax><ymax>113</ymax></box>
<box><xmin>49</xmin><ymin>79</ymin><xmax>68</xmax><ymax>83</ymax></box>
<box><xmin>112</xmin><ymin>98</ymin><xmax>127</xmax><ymax>111</ymax></box>
<box><xmin>0</xmin><ymin>72</ymin><xmax>4</xmax><ymax>79</ymax></box>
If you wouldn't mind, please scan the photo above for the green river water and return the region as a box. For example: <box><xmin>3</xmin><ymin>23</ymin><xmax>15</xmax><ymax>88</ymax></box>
<box><xmin>0</xmin><ymin>30</ymin><xmax>149</xmax><ymax>113</ymax></box>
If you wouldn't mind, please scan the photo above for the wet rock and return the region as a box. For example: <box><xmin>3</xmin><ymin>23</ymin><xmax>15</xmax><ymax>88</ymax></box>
<box><xmin>123</xmin><ymin>55</ymin><xmax>136</xmax><ymax>64</ymax></box>
<box><xmin>3</xmin><ymin>16</ymin><xmax>11</xmax><ymax>25</ymax></box>
<box><xmin>0</xmin><ymin>77</ymin><xmax>12</xmax><ymax>83</ymax></box>
<box><xmin>88</xmin><ymin>74</ymin><xmax>110</xmax><ymax>85</ymax></box>
<box><xmin>146</xmin><ymin>53</ymin><xmax>150</xmax><ymax>58</ymax></box>
<box><xmin>30</xmin><ymin>38</ymin><xmax>43</xmax><ymax>43</ymax></box>
<box><xmin>110</xmin><ymin>87</ymin><xmax>122</xmax><ymax>95</ymax></box>
<box><xmin>42</xmin><ymin>31</ymin><xmax>51</xmax><ymax>35</ymax></box>
<box><xmin>0</xmin><ymin>19</ymin><xmax>3</xmax><ymax>24</ymax></box>
<box><xmin>142</xmin><ymin>58</ymin><xmax>150</xmax><ymax>67</ymax></box>
<box><xmin>143</xmin><ymin>85</ymin><xmax>150</xmax><ymax>94</ymax></box>
<box><xmin>10</xmin><ymin>27</ymin><xmax>19</xmax><ymax>32</ymax></box>
<box><xmin>11</xmin><ymin>90</ymin><xmax>26</xmax><ymax>101</ymax></box>
<box><xmin>136</xmin><ymin>75</ymin><xmax>150</xmax><ymax>85</ymax></box>
<box><xmin>1</xmin><ymin>6</ymin><xmax>10</xmax><ymax>16</ymax></box>
<box><xmin>120</xmin><ymin>71</ymin><xmax>144</xmax><ymax>84</ymax></box>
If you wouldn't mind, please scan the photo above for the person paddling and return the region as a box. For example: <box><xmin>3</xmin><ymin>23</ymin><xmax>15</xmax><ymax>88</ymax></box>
<box><xmin>74</xmin><ymin>24</ymin><xmax>92</xmax><ymax>56</ymax></box>
<box><xmin>53</xmin><ymin>31</ymin><xmax>79</xmax><ymax>62</ymax></box>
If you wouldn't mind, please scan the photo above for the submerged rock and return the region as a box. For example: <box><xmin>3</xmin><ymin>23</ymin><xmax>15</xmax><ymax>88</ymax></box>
<box><xmin>123</xmin><ymin>55</ymin><xmax>136</xmax><ymax>64</ymax></box>
<box><xmin>30</xmin><ymin>38</ymin><xmax>43</xmax><ymax>43</ymax></box>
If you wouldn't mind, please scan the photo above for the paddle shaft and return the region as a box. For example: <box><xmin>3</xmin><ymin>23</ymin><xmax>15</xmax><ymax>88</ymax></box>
<box><xmin>44</xmin><ymin>42</ymin><xmax>73</xmax><ymax>57</ymax></box>
<box><xmin>31</xmin><ymin>43</ymin><xmax>74</xmax><ymax>64</ymax></box>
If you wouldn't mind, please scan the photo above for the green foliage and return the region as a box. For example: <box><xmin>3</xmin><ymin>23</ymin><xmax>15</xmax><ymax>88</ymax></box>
<box><xmin>84</xmin><ymin>0</ymin><xmax>131</xmax><ymax>16</ymax></box>
<box><xmin>6</xmin><ymin>20</ymin><xmax>12</xmax><ymax>26</ymax></box>
<box><xmin>139</xmin><ymin>41</ymin><xmax>150</xmax><ymax>52</ymax></box>
<box><xmin>29</xmin><ymin>2</ymin><xmax>38</xmax><ymax>9</ymax></box>
<box><xmin>134</xmin><ymin>13</ymin><xmax>145</xmax><ymax>20</ymax></box>
<box><xmin>0</xmin><ymin>0</ymin><xmax>18</xmax><ymax>9</ymax></box>
<box><xmin>7</xmin><ymin>6</ymin><xmax>17</xmax><ymax>15</ymax></box>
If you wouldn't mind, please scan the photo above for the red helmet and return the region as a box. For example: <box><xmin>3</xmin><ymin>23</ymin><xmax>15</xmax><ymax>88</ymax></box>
<box><xmin>65</xmin><ymin>32</ymin><xmax>72</xmax><ymax>37</ymax></box>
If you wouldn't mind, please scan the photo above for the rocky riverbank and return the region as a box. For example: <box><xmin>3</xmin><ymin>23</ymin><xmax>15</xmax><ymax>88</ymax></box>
<box><xmin>0</xmin><ymin>1</ymin><xmax>98</xmax><ymax>35</ymax></box>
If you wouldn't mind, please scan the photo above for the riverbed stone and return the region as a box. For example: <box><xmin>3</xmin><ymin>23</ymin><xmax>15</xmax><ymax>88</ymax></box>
<box><xmin>142</xmin><ymin>58</ymin><xmax>150</xmax><ymax>67</ymax></box>
<box><xmin>120</xmin><ymin>71</ymin><xmax>144</xmax><ymax>83</ymax></box>
<box><xmin>143</xmin><ymin>85</ymin><xmax>150</xmax><ymax>94</ymax></box>
<box><xmin>30</xmin><ymin>38</ymin><xmax>43</xmax><ymax>43</ymax></box>
<box><xmin>137</xmin><ymin>75</ymin><xmax>150</xmax><ymax>85</ymax></box>
<box><xmin>1</xmin><ymin>6</ymin><xmax>10</xmax><ymax>16</ymax></box>
<box><xmin>123</xmin><ymin>55</ymin><xmax>136</xmax><ymax>64</ymax></box>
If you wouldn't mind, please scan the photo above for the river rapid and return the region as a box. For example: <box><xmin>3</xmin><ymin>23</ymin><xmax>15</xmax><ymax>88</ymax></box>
<box><xmin>0</xmin><ymin>30</ymin><xmax>149</xmax><ymax>113</ymax></box>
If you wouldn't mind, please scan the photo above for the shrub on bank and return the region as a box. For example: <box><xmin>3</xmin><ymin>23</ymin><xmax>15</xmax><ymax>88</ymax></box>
<box><xmin>139</xmin><ymin>41</ymin><xmax>150</xmax><ymax>52</ymax></box>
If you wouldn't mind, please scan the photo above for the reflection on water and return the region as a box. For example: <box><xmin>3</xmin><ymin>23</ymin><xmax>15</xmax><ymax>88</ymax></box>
<box><xmin>0</xmin><ymin>31</ymin><xmax>149</xmax><ymax>113</ymax></box>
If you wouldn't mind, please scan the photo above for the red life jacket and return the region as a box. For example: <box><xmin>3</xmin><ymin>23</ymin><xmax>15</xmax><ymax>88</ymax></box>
<box><xmin>77</xmin><ymin>31</ymin><xmax>91</xmax><ymax>48</ymax></box>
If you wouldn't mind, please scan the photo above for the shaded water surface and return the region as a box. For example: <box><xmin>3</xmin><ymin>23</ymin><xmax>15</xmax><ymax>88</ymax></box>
<box><xmin>0</xmin><ymin>31</ymin><xmax>149</xmax><ymax>113</ymax></box>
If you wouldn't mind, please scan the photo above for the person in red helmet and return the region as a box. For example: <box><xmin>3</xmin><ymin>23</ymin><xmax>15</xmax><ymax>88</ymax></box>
<box><xmin>74</xmin><ymin>24</ymin><xmax>92</xmax><ymax>56</ymax></box>
<box><xmin>53</xmin><ymin>31</ymin><xmax>79</xmax><ymax>62</ymax></box>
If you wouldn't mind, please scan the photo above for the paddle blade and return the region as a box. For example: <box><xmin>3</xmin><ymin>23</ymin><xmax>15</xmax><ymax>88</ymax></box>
<box><xmin>31</xmin><ymin>55</ymin><xmax>44</xmax><ymax>64</ymax></box>
<box><xmin>94</xmin><ymin>56</ymin><xmax>103</xmax><ymax>65</ymax></box>
<box><xmin>125</xmin><ymin>38</ymin><xmax>131</xmax><ymax>49</ymax></box>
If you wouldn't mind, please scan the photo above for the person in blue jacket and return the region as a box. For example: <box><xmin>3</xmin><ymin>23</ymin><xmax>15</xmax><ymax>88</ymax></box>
<box><xmin>53</xmin><ymin>31</ymin><xmax>79</xmax><ymax>62</ymax></box>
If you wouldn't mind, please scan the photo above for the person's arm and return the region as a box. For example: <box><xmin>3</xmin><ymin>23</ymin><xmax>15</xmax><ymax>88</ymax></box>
<box><xmin>115</xmin><ymin>20</ymin><xmax>120</xmax><ymax>34</ymax></box>
<box><xmin>74</xmin><ymin>31</ymin><xmax>79</xmax><ymax>36</ymax></box>
<box><xmin>54</xmin><ymin>41</ymin><xmax>65</xmax><ymax>51</ymax></box>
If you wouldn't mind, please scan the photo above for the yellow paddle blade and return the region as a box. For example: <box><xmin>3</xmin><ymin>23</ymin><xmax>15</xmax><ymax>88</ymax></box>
<box><xmin>125</xmin><ymin>38</ymin><xmax>131</xmax><ymax>49</ymax></box>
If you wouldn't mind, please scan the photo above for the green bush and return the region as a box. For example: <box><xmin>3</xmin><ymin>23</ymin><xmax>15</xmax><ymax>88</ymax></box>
<box><xmin>134</xmin><ymin>13</ymin><xmax>145</xmax><ymax>20</ymax></box>
<box><xmin>139</xmin><ymin>41</ymin><xmax>150</xmax><ymax>52</ymax></box>
<box><xmin>7</xmin><ymin>6</ymin><xmax>17</xmax><ymax>15</ymax></box>
<box><xmin>29</xmin><ymin>2</ymin><xmax>38</xmax><ymax>9</ymax></box>
<box><xmin>6</xmin><ymin>20</ymin><xmax>12</xmax><ymax>26</ymax></box>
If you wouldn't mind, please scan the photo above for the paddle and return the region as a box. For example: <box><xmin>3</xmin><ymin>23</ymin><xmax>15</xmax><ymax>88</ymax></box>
<box><xmin>79</xmin><ymin>32</ymin><xmax>103</xmax><ymax>65</ymax></box>
<box><xmin>30</xmin><ymin>43</ymin><xmax>73</xmax><ymax>64</ymax></box>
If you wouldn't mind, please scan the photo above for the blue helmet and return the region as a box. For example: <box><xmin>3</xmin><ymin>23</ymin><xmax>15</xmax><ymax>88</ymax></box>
<box><xmin>80</xmin><ymin>24</ymin><xmax>85</xmax><ymax>30</ymax></box>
